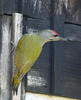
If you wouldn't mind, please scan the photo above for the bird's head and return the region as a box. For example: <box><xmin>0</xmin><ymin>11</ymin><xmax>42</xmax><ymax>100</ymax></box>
<box><xmin>38</xmin><ymin>29</ymin><xmax>65</xmax><ymax>44</ymax></box>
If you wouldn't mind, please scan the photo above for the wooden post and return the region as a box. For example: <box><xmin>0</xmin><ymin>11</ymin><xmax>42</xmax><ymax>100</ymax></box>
<box><xmin>12</xmin><ymin>13</ymin><xmax>23</xmax><ymax>100</ymax></box>
<box><xmin>0</xmin><ymin>15</ymin><xmax>12</xmax><ymax>100</ymax></box>
<box><xmin>0</xmin><ymin>13</ymin><xmax>23</xmax><ymax>100</ymax></box>
<box><xmin>21</xmin><ymin>78</ymin><xmax>26</xmax><ymax>100</ymax></box>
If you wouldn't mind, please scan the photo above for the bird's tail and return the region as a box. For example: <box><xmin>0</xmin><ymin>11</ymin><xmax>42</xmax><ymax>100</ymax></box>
<box><xmin>12</xmin><ymin>72</ymin><xmax>21</xmax><ymax>95</ymax></box>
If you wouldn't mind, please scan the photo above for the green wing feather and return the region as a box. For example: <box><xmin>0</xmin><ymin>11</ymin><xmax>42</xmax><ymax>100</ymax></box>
<box><xmin>13</xmin><ymin>34</ymin><xmax>43</xmax><ymax>94</ymax></box>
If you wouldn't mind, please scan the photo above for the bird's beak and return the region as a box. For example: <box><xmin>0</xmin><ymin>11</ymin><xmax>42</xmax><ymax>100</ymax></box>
<box><xmin>50</xmin><ymin>35</ymin><xmax>68</xmax><ymax>41</ymax></box>
<box><xmin>54</xmin><ymin>36</ymin><xmax>68</xmax><ymax>41</ymax></box>
<box><xmin>58</xmin><ymin>36</ymin><xmax>68</xmax><ymax>41</ymax></box>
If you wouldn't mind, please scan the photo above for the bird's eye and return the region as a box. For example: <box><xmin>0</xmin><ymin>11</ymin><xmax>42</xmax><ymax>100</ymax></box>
<box><xmin>54</xmin><ymin>34</ymin><xmax>58</xmax><ymax>37</ymax></box>
<box><xmin>52</xmin><ymin>34</ymin><xmax>58</xmax><ymax>37</ymax></box>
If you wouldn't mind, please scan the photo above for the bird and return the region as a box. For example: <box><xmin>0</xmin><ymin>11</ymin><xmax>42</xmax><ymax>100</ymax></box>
<box><xmin>12</xmin><ymin>29</ymin><xmax>66</xmax><ymax>94</ymax></box>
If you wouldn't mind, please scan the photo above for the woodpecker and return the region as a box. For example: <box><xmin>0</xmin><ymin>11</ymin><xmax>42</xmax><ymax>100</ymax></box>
<box><xmin>12</xmin><ymin>29</ymin><xmax>65</xmax><ymax>94</ymax></box>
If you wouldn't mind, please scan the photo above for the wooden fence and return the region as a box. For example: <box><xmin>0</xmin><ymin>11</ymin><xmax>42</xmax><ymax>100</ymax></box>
<box><xmin>0</xmin><ymin>0</ymin><xmax>81</xmax><ymax>100</ymax></box>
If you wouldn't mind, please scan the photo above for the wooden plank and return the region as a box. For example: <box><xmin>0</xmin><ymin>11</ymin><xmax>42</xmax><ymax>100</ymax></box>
<box><xmin>0</xmin><ymin>15</ymin><xmax>12</xmax><ymax>100</ymax></box>
<box><xmin>0</xmin><ymin>0</ymin><xmax>81</xmax><ymax>24</ymax></box>
<box><xmin>21</xmin><ymin>77</ymin><xmax>26</xmax><ymax>100</ymax></box>
<box><xmin>22</xmin><ymin>0</ymin><xmax>51</xmax><ymax>19</ymax></box>
<box><xmin>23</xmin><ymin>18</ymin><xmax>50</xmax><ymax>32</ymax></box>
<box><xmin>0</xmin><ymin>0</ymin><xmax>3</xmax><ymax>15</ymax></box>
<box><xmin>0</xmin><ymin>0</ymin><xmax>52</xmax><ymax>19</ymax></box>
<box><xmin>25</xmin><ymin>92</ymin><xmax>78</xmax><ymax>100</ymax></box>
<box><xmin>0</xmin><ymin>0</ymin><xmax>16</xmax><ymax>15</ymax></box>
<box><xmin>53</xmin><ymin>0</ymin><xmax>81</xmax><ymax>99</ymax></box>
<box><xmin>64</xmin><ymin>0</ymin><xmax>81</xmax><ymax>24</ymax></box>
<box><xmin>62</xmin><ymin>24</ymin><xmax>81</xmax><ymax>99</ymax></box>
<box><xmin>12</xmin><ymin>13</ymin><xmax>23</xmax><ymax>100</ymax></box>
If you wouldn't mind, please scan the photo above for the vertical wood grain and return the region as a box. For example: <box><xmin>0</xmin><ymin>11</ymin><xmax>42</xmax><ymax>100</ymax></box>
<box><xmin>0</xmin><ymin>15</ymin><xmax>12</xmax><ymax>100</ymax></box>
<box><xmin>12</xmin><ymin>13</ymin><xmax>23</xmax><ymax>100</ymax></box>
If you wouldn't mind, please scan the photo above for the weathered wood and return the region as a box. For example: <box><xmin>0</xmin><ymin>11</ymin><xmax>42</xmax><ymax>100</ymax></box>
<box><xmin>0</xmin><ymin>0</ymin><xmax>52</xmax><ymax>19</ymax></box>
<box><xmin>0</xmin><ymin>15</ymin><xmax>12</xmax><ymax>100</ymax></box>
<box><xmin>23</xmin><ymin>18</ymin><xmax>50</xmax><ymax>33</ymax></box>
<box><xmin>0</xmin><ymin>0</ymin><xmax>81</xmax><ymax>99</ymax></box>
<box><xmin>53</xmin><ymin>0</ymin><xmax>81</xmax><ymax>99</ymax></box>
<box><xmin>25</xmin><ymin>92</ymin><xmax>77</xmax><ymax>100</ymax></box>
<box><xmin>0</xmin><ymin>0</ymin><xmax>81</xmax><ymax>23</ymax></box>
<box><xmin>0</xmin><ymin>0</ymin><xmax>3</xmax><ymax>15</ymax></box>
<box><xmin>0</xmin><ymin>0</ymin><xmax>15</xmax><ymax>15</ymax></box>
<box><xmin>65</xmin><ymin>0</ymin><xmax>81</xmax><ymax>24</ymax></box>
<box><xmin>12</xmin><ymin>13</ymin><xmax>23</xmax><ymax>100</ymax></box>
<box><xmin>22</xmin><ymin>0</ymin><xmax>51</xmax><ymax>19</ymax></box>
<box><xmin>12</xmin><ymin>13</ymin><xmax>23</xmax><ymax>78</ymax></box>
<box><xmin>21</xmin><ymin>77</ymin><xmax>26</xmax><ymax>100</ymax></box>
<box><xmin>62</xmin><ymin>24</ymin><xmax>81</xmax><ymax>99</ymax></box>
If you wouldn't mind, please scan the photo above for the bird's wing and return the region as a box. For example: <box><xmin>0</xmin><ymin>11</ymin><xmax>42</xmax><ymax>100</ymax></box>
<box><xmin>15</xmin><ymin>34</ymin><xmax>42</xmax><ymax>72</ymax></box>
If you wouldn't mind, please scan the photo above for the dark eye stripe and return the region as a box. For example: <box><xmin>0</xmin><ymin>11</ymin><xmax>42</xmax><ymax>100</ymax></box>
<box><xmin>54</xmin><ymin>35</ymin><xmax>58</xmax><ymax>37</ymax></box>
